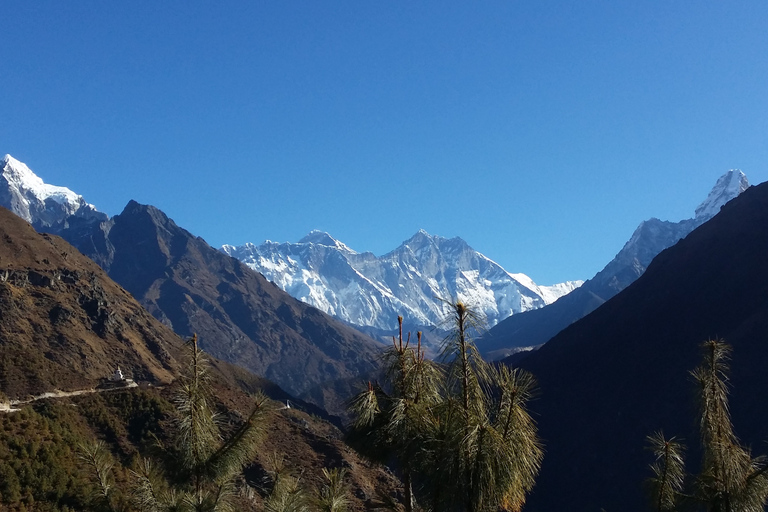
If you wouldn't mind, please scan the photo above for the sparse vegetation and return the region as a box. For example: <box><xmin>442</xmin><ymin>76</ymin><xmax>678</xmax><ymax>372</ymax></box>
<box><xmin>0</xmin><ymin>338</ymin><xmax>372</xmax><ymax>511</ymax></box>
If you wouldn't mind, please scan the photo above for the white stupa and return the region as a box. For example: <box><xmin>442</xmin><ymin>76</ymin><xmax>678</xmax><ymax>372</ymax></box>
<box><xmin>110</xmin><ymin>366</ymin><xmax>125</xmax><ymax>382</ymax></box>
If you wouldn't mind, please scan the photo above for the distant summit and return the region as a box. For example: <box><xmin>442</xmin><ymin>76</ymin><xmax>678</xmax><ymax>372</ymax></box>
<box><xmin>0</xmin><ymin>154</ymin><xmax>106</xmax><ymax>229</ymax></box>
<box><xmin>297</xmin><ymin>230</ymin><xmax>357</xmax><ymax>253</ymax></box>
<box><xmin>694</xmin><ymin>169</ymin><xmax>749</xmax><ymax>221</ymax></box>
<box><xmin>400</xmin><ymin>230</ymin><xmax>470</xmax><ymax>254</ymax></box>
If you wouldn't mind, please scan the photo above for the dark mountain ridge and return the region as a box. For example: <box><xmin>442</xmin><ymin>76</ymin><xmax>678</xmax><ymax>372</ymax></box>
<box><xmin>0</xmin><ymin>204</ymin><xmax>319</xmax><ymax>414</ymax></box>
<box><xmin>68</xmin><ymin>200</ymin><xmax>383</xmax><ymax>404</ymax></box>
<box><xmin>514</xmin><ymin>180</ymin><xmax>768</xmax><ymax>512</ymax></box>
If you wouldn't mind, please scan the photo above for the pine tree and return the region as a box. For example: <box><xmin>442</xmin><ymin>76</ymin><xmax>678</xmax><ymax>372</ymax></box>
<box><xmin>646</xmin><ymin>432</ymin><xmax>685</xmax><ymax>512</ymax></box>
<box><xmin>646</xmin><ymin>339</ymin><xmax>768</xmax><ymax>512</ymax></box>
<box><xmin>313</xmin><ymin>468</ymin><xmax>351</xmax><ymax>512</ymax></box>
<box><xmin>262</xmin><ymin>452</ymin><xmax>309</xmax><ymax>512</ymax></box>
<box><xmin>430</xmin><ymin>300</ymin><xmax>542</xmax><ymax>512</ymax></box>
<box><xmin>132</xmin><ymin>334</ymin><xmax>272</xmax><ymax>512</ymax></box>
<box><xmin>348</xmin><ymin>316</ymin><xmax>442</xmax><ymax>512</ymax></box>
<box><xmin>350</xmin><ymin>303</ymin><xmax>543</xmax><ymax>512</ymax></box>
<box><xmin>78</xmin><ymin>440</ymin><xmax>118</xmax><ymax>512</ymax></box>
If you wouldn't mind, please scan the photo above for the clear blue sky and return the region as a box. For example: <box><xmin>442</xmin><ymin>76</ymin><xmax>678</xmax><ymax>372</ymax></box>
<box><xmin>2</xmin><ymin>1</ymin><xmax>767</xmax><ymax>285</ymax></box>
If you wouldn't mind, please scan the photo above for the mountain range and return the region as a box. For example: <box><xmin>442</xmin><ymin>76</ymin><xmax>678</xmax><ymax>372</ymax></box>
<box><xmin>0</xmin><ymin>155</ymin><xmax>749</xmax><ymax>366</ymax></box>
<box><xmin>3</xmin><ymin>151</ymin><xmax>768</xmax><ymax>511</ymax></box>
<box><xmin>479</xmin><ymin>169</ymin><xmax>749</xmax><ymax>358</ymax></box>
<box><xmin>222</xmin><ymin>229</ymin><xmax>581</xmax><ymax>338</ymax></box>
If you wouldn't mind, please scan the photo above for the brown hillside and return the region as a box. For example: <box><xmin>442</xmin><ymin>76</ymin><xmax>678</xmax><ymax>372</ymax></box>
<box><xmin>0</xmin><ymin>206</ymin><xmax>180</xmax><ymax>398</ymax></box>
<box><xmin>0</xmin><ymin>205</ymin><xmax>325</xmax><ymax>414</ymax></box>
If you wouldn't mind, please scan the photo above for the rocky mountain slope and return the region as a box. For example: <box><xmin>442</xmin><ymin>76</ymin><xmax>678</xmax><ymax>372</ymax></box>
<box><xmin>223</xmin><ymin>229</ymin><xmax>581</xmax><ymax>334</ymax></box>
<box><xmin>74</xmin><ymin>200</ymin><xmax>384</xmax><ymax>402</ymax></box>
<box><xmin>0</xmin><ymin>205</ymin><xmax>180</xmax><ymax>397</ymax></box>
<box><xmin>479</xmin><ymin>169</ymin><xmax>749</xmax><ymax>358</ymax></box>
<box><xmin>0</xmin><ymin>204</ymin><xmax>312</xmax><ymax>408</ymax></box>
<box><xmin>513</xmin><ymin>178</ymin><xmax>768</xmax><ymax>512</ymax></box>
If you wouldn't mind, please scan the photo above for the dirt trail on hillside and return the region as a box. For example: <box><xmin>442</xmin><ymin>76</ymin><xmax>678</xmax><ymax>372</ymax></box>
<box><xmin>0</xmin><ymin>381</ymin><xmax>139</xmax><ymax>413</ymax></box>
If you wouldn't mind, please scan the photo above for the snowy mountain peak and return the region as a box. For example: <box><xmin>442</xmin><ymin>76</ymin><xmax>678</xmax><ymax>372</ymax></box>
<box><xmin>401</xmin><ymin>229</ymin><xmax>436</xmax><ymax>251</ymax></box>
<box><xmin>2</xmin><ymin>154</ymin><xmax>80</xmax><ymax>208</ymax></box>
<box><xmin>298</xmin><ymin>230</ymin><xmax>356</xmax><ymax>253</ymax></box>
<box><xmin>224</xmin><ymin>228</ymin><xmax>581</xmax><ymax>340</ymax></box>
<box><xmin>299</xmin><ymin>230</ymin><xmax>338</xmax><ymax>245</ymax></box>
<box><xmin>593</xmin><ymin>169</ymin><xmax>749</xmax><ymax>298</ymax></box>
<box><xmin>1</xmin><ymin>154</ymin><xmax>104</xmax><ymax>227</ymax></box>
<box><xmin>401</xmin><ymin>229</ymin><xmax>469</xmax><ymax>252</ymax></box>
<box><xmin>694</xmin><ymin>169</ymin><xmax>749</xmax><ymax>222</ymax></box>
<box><xmin>406</xmin><ymin>228</ymin><xmax>435</xmax><ymax>241</ymax></box>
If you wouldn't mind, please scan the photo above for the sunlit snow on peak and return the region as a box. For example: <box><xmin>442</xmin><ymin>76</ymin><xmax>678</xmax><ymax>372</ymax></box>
<box><xmin>1</xmin><ymin>154</ymin><xmax>102</xmax><ymax>225</ymax></box>
<box><xmin>694</xmin><ymin>169</ymin><xmax>749</xmax><ymax>222</ymax></box>
<box><xmin>298</xmin><ymin>230</ymin><xmax>357</xmax><ymax>253</ymax></box>
<box><xmin>223</xmin><ymin>231</ymin><xmax>582</xmax><ymax>336</ymax></box>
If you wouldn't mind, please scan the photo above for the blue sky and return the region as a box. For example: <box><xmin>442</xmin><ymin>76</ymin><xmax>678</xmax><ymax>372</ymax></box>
<box><xmin>2</xmin><ymin>1</ymin><xmax>767</xmax><ymax>285</ymax></box>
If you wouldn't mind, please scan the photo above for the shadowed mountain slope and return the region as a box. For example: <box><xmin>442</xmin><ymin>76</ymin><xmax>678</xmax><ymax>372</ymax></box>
<box><xmin>74</xmin><ymin>200</ymin><xmax>383</xmax><ymax>401</ymax></box>
<box><xmin>514</xmin><ymin>181</ymin><xmax>768</xmax><ymax>512</ymax></box>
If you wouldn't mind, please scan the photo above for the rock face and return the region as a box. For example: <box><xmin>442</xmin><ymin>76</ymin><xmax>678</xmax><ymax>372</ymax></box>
<box><xmin>0</xmin><ymin>205</ymin><xmax>180</xmax><ymax>398</ymax></box>
<box><xmin>223</xmin><ymin>230</ymin><xmax>582</xmax><ymax>337</ymax></box>
<box><xmin>480</xmin><ymin>169</ymin><xmax>749</xmax><ymax>358</ymax></box>
<box><xmin>72</xmin><ymin>200</ymin><xmax>383</xmax><ymax>401</ymax></box>
<box><xmin>512</xmin><ymin>179</ymin><xmax>768</xmax><ymax>512</ymax></box>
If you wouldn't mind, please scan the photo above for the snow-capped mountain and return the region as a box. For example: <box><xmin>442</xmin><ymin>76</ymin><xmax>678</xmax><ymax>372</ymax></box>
<box><xmin>222</xmin><ymin>230</ymin><xmax>582</xmax><ymax>332</ymax></box>
<box><xmin>480</xmin><ymin>169</ymin><xmax>750</xmax><ymax>358</ymax></box>
<box><xmin>590</xmin><ymin>169</ymin><xmax>749</xmax><ymax>295</ymax></box>
<box><xmin>694</xmin><ymin>169</ymin><xmax>750</xmax><ymax>221</ymax></box>
<box><xmin>0</xmin><ymin>154</ymin><xmax>106</xmax><ymax>228</ymax></box>
<box><xmin>0</xmin><ymin>155</ymin><xmax>385</xmax><ymax>401</ymax></box>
